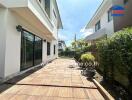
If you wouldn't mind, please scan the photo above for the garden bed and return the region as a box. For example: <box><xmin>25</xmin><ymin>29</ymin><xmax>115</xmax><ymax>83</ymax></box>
<box><xmin>95</xmin><ymin>71</ymin><xmax>130</xmax><ymax>100</ymax></box>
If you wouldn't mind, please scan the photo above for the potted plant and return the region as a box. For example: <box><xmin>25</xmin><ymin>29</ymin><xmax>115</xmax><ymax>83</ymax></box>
<box><xmin>81</xmin><ymin>53</ymin><xmax>96</xmax><ymax>78</ymax></box>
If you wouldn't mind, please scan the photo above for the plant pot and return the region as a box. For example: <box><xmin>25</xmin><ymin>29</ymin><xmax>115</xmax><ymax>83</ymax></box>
<box><xmin>86</xmin><ymin>70</ymin><xmax>96</xmax><ymax>78</ymax></box>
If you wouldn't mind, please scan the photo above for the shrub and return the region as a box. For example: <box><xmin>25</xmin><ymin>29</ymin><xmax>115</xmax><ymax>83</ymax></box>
<box><xmin>74</xmin><ymin>51</ymin><xmax>82</xmax><ymax>61</ymax></box>
<box><xmin>59</xmin><ymin>47</ymin><xmax>75</xmax><ymax>57</ymax></box>
<box><xmin>97</xmin><ymin>28</ymin><xmax>132</xmax><ymax>94</ymax></box>
<box><xmin>74</xmin><ymin>45</ymin><xmax>94</xmax><ymax>62</ymax></box>
<box><xmin>81</xmin><ymin>53</ymin><xmax>95</xmax><ymax>62</ymax></box>
<box><xmin>80</xmin><ymin>53</ymin><xmax>96</xmax><ymax>78</ymax></box>
<box><xmin>80</xmin><ymin>53</ymin><xmax>95</xmax><ymax>69</ymax></box>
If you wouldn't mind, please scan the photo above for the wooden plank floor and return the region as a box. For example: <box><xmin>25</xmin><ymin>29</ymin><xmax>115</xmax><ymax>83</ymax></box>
<box><xmin>0</xmin><ymin>58</ymin><xmax>105</xmax><ymax>100</ymax></box>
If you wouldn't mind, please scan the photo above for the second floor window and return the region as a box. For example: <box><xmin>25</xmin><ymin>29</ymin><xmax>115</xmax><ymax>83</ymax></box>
<box><xmin>95</xmin><ymin>20</ymin><xmax>101</xmax><ymax>32</ymax></box>
<box><xmin>108</xmin><ymin>8</ymin><xmax>113</xmax><ymax>22</ymax></box>
<box><xmin>124</xmin><ymin>0</ymin><xmax>128</xmax><ymax>4</ymax></box>
<box><xmin>53</xmin><ymin>10</ymin><xmax>57</xmax><ymax>18</ymax></box>
<box><xmin>45</xmin><ymin>0</ymin><xmax>50</xmax><ymax>18</ymax></box>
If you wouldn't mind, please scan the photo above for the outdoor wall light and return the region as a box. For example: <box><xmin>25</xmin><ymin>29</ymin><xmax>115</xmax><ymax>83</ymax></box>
<box><xmin>43</xmin><ymin>39</ymin><xmax>46</xmax><ymax>42</ymax></box>
<box><xmin>16</xmin><ymin>25</ymin><xmax>22</xmax><ymax>32</ymax></box>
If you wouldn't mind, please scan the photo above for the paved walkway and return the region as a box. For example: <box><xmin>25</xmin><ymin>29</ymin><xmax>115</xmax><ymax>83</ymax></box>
<box><xmin>0</xmin><ymin>58</ymin><xmax>105</xmax><ymax>100</ymax></box>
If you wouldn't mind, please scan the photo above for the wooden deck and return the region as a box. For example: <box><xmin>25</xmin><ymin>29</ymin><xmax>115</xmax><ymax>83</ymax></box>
<box><xmin>0</xmin><ymin>58</ymin><xmax>107</xmax><ymax>100</ymax></box>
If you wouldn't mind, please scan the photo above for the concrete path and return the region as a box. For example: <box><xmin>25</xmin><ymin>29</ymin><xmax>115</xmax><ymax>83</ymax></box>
<box><xmin>0</xmin><ymin>58</ymin><xmax>105</xmax><ymax>100</ymax></box>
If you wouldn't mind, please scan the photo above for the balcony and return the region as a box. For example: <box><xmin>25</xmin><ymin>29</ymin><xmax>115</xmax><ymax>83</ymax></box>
<box><xmin>85</xmin><ymin>28</ymin><xmax>107</xmax><ymax>41</ymax></box>
<box><xmin>0</xmin><ymin>0</ymin><xmax>56</xmax><ymax>39</ymax></box>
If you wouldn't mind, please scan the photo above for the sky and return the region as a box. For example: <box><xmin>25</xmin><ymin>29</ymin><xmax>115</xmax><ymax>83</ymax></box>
<box><xmin>57</xmin><ymin>0</ymin><xmax>103</xmax><ymax>46</ymax></box>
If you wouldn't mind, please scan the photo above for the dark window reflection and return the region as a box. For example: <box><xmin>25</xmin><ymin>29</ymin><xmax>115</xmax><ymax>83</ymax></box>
<box><xmin>21</xmin><ymin>30</ymin><xmax>42</xmax><ymax>71</ymax></box>
<box><xmin>47</xmin><ymin>42</ymin><xmax>50</xmax><ymax>55</ymax></box>
<box><xmin>21</xmin><ymin>31</ymin><xmax>34</xmax><ymax>70</ymax></box>
<box><xmin>45</xmin><ymin>0</ymin><xmax>50</xmax><ymax>18</ymax></box>
<box><xmin>34</xmin><ymin>36</ymin><xmax>42</xmax><ymax>65</ymax></box>
<box><xmin>54</xmin><ymin>45</ymin><xmax>56</xmax><ymax>55</ymax></box>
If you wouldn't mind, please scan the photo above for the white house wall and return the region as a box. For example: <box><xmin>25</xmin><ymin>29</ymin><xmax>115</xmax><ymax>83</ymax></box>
<box><xmin>0</xmin><ymin>0</ymin><xmax>61</xmax><ymax>80</ymax></box>
<box><xmin>100</xmin><ymin>4</ymin><xmax>114</xmax><ymax>36</ymax></box>
<box><xmin>43</xmin><ymin>40</ymin><xmax>58</xmax><ymax>65</ymax></box>
<box><xmin>46</xmin><ymin>40</ymin><xmax>58</xmax><ymax>63</ymax></box>
<box><xmin>28</xmin><ymin>0</ymin><xmax>54</xmax><ymax>37</ymax></box>
<box><xmin>42</xmin><ymin>41</ymin><xmax>47</xmax><ymax>64</ymax></box>
<box><xmin>4</xmin><ymin>9</ymin><xmax>21</xmax><ymax>77</ymax></box>
<box><xmin>0</xmin><ymin>8</ymin><xmax>58</xmax><ymax>79</ymax></box>
<box><xmin>92</xmin><ymin>3</ymin><xmax>114</xmax><ymax>36</ymax></box>
<box><xmin>0</xmin><ymin>8</ymin><xmax>7</xmax><ymax>79</ymax></box>
<box><xmin>85</xmin><ymin>0</ymin><xmax>114</xmax><ymax>40</ymax></box>
<box><xmin>0</xmin><ymin>0</ymin><xmax>58</xmax><ymax>39</ymax></box>
<box><xmin>51</xmin><ymin>0</ymin><xmax>58</xmax><ymax>39</ymax></box>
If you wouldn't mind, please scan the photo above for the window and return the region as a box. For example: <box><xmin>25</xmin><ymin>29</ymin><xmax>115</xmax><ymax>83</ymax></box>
<box><xmin>58</xmin><ymin>43</ymin><xmax>62</xmax><ymax>49</ymax></box>
<box><xmin>21</xmin><ymin>29</ymin><xmax>42</xmax><ymax>70</ymax></box>
<box><xmin>45</xmin><ymin>0</ymin><xmax>50</xmax><ymax>18</ymax></box>
<box><xmin>59</xmin><ymin>43</ymin><xmax>61</xmax><ymax>47</ymax></box>
<box><xmin>39</xmin><ymin>0</ymin><xmax>41</xmax><ymax>3</ymax></box>
<box><xmin>95</xmin><ymin>20</ymin><xmax>101</xmax><ymax>32</ymax></box>
<box><xmin>108</xmin><ymin>8</ymin><xmax>113</xmax><ymax>22</ymax></box>
<box><xmin>34</xmin><ymin>36</ymin><xmax>42</xmax><ymax>65</ymax></box>
<box><xmin>21</xmin><ymin>31</ymin><xmax>34</xmax><ymax>70</ymax></box>
<box><xmin>47</xmin><ymin>42</ymin><xmax>51</xmax><ymax>55</ymax></box>
<box><xmin>124</xmin><ymin>0</ymin><xmax>128</xmax><ymax>4</ymax></box>
<box><xmin>54</xmin><ymin>45</ymin><xmax>56</xmax><ymax>55</ymax></box>
<box><xmin>53</xmin><ymin>10</ymin><xmax>57</xmax><ymax>18</ymax></box>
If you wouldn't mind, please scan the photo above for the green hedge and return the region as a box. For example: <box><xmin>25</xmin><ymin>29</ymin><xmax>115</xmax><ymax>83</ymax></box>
<box><xmin>59</xmin><ymin>50</ymin><xmax>75</xmax><ymax>57</ymax></box>
<box><xmin>97</xmin><ymin>28</ymin><xmax>132</xmax><ymax>94</ymax></box>
<box><xmin>74</xmin><ymin>45</ymin><xmax>97</xmax><ymax>61</ymax></box>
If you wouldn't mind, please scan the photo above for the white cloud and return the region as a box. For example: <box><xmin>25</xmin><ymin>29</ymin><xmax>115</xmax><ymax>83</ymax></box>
<box><xmin>80</xmin><ymin>28</ymin><xmax>94</xmax><ymax>38</ymax></box>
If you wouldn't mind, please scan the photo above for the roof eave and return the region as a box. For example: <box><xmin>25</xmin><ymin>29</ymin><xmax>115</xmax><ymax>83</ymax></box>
<box><xmin>85</xmin><ymin>0</ymin><xmax>106</xmax><ymax>29</ymax></box>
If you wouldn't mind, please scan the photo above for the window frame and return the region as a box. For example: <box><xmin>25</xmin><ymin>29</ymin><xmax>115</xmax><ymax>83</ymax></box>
<box><xmin>47</xmin><ymin>42</ymin><xmax>51</xmax><ymax>56</ymax></box>
<box><xmin>95</xmin><ymin>20</ymin><xmax>101</xmax><ymax>32</ymax></box>
<box><xmin>53</xmin><ymin>9</ymin><xmax>57</xmax><ymax>18</ymax></box>
<box><xmin>34</xmin><ymin>36</ymin><xmax>43</xmax><ymax>65</ymax></box>
<box><xmin>45</xmin><ymin>0</ymin><xmax>51</xmax><ymax>18</ymax></box>
<box><xmin>54</xmin><ymin>45</ymin><xmax>56</xmax><ymax>55</ymax></box>
<box><xmin>21</xmin><ymin>28</ymin><xmax>43</xmax><ymax>71</ymax></box>
<box><xmin>39</xmin><ymin>0</ymin><xmax>41</xmax><ymax>3</ymax></box>
<box><xmin>108</xmin><ymin>8</ymin><xmax>113</xmax><ymax>22</ymax></box>
<box><xmin>124</xmin><ymin>0</ymin><xmax>128</xmax><ymax>4</ymax></box>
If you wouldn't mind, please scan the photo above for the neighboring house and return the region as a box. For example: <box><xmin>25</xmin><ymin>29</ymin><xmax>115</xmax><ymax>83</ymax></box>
<box><xmin>84</xmin><ymin>0</ymin><xmax>132</xmax><ymax>42</ymax></box>
<box><xmin>113</xmin><ymin>0</ymin><xmax>132</xmax><ymax>32</ymax></box>
<box><xmin>0</xmin><ymin>0</ymin><xmax>63</xmax><ymax>81</ymax></box>
<box><xmin>58</xmin><ymin>40</ymin><xmax>66</xmax><ymax>52</ymax></box>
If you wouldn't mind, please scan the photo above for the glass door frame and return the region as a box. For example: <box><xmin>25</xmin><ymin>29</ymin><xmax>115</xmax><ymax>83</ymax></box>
<box><xmin>20</xmin><ymin>28</ymin><xmax>43</xmax><ymax>71</ymax></box>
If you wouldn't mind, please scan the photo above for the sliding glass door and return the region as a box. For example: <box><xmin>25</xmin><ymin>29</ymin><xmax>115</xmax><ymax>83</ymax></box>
<box><xmin>34</xmin><ymin>36</ymin><xmax>42</xmax><ymax>65</ymax></box>
<box><xmin>21</xmin><ymin>30</ymin><xmax>42</xmax><ymax>71</ymax></box>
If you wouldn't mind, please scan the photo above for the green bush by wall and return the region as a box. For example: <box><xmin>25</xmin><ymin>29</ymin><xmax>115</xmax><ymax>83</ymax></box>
<box><xmin>97</xmin><ymin>28</ymin><xmax>132</xmax><ymax>94</ymax></box>
<box><xmin>81</xmin><ymin>53</ymin><xmax>95</xmax><ymax>62</ymax></box>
